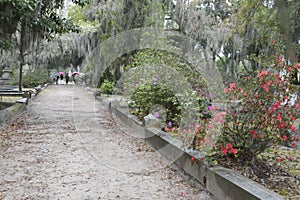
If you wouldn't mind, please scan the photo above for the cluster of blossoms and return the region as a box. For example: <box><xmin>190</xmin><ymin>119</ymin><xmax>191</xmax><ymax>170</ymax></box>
<box><xmin>220</xmin><ymin>62</ymin><xmax>299</xmax><ymax>161</ymax></box>
<box><xmin>163</xmin><ymin>60</ymin><xmax>299</xmax><ymax>164</ymax></box>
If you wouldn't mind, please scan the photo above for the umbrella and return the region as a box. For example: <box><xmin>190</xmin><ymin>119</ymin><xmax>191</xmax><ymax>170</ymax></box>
<box><xmin>71</xmin><ymin>72</ymin><xmax>79</xmax><ymax>76</ymax></box>
<box><xmin>58</xmin><ymin>72</ymin><xmax>65</xmax><ymax>75</ymax></box>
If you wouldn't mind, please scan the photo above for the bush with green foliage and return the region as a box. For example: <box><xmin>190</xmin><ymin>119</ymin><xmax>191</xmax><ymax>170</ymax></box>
<box><xmin>22</xmin><ymin>69</ymin><xmax>50</xmax><ymax>88</ymax></box>
<box><xmin>129</xmin><ymin>83</ymin><xmax>181</xmax><ymax>125</ymax></box>
<box><xmin>99</xmin><ymin>80</ymin><xmax>115</xmax><ymax>95</ymax></box>
<box><xmin>120</xmin><ymin>49</ymin><xmax>212</xmax><ymax>129</ymax></box>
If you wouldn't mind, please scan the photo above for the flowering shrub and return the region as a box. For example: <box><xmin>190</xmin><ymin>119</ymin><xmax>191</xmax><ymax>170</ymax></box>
<box><xmin>218</xmin><ymin>62</ymin><xmax>300</xmax><ymax>163</ymax></box>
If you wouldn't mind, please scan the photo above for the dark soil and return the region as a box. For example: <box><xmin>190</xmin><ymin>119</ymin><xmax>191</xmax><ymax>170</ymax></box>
<box><xmin>213</xmin><ymin>154</ymin><xmax>300</xmax><ymax>199</ymax></box>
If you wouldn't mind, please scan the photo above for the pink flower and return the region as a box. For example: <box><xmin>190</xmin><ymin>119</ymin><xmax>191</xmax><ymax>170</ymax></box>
<box><xmin>261</xmin><ymin>84</ymin><xmax>269</xmax><ymax>92</ymax></box>
<box><xmin>282</xmin><ymin>135</ymin><xmax>287</xmax><ymax>141</ymax></box>
<box><xmin>273</xmin><ymin>101</ymin><xmax>281</xmax><ymax>108</ymax></box>
<box><xmin>229</xmin><ymin>83</ymin><xmax>236</xmax><ymax>91</ymax></box>
<box><xmin>267</xmin><ymin>80</ymin><xmax>273</xmax><ymax>86</ymax></box>
<box><xmin>153</xmin><ymin>112</ymin><xmax>160</xmax><ymax>117</ymax></box>
<box><xmin>226</xmin><ymin>143</ymin><xmax>233</xmax><ymax>149</ymax></box>
<box><xmin>228</xmin><ymin>148</ymin><xmax>238</xmax><ymax>154</ymax></box>
<box><xmin>292</xmin><ymin>142</ymin><xmax>297</xmax><ymax>147</ymax></box>
<box><xmin>279</xmin><ymin>122</ymin><xmax>286</xmax><ymax>129</ymax></box>
<box><xmin>257</xmin><ymin>70</ymin><xmax>269</xmax><ymax>77</ymax></box>
<box><xmin>277</xmin><ymin>114</ymin><xmax>282</xmax><ymax>121</ymax></box>
<box><xmin>221</xmin><ymin>148</ymin><xmax>227</xmax><ymax>154</ymax></box>
<box><xmin>224</xmin><ymin>88</ymin><xmax>229</xmax><ymax>93</ymax></box>
<box><xmin>190</xmin><ymin>157</ymin><xmax>196</xmax><ymax>165</ymax></box>
<box><xmin>181</xmin><ymin>192</ymin><xmax>188</xmax><ymax>197</ymax></box>
<box><xmin>290</xmin><ymin>125</ymin><xmax>296</xmax><ymax>132</ymax></box>
<box><xmin>276</xmin><ymin>157</ymin><xmax>282</xmax><ymax>162</ymax></box>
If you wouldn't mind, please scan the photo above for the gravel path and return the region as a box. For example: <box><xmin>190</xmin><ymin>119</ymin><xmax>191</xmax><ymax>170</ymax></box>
<box><xmin>0</xmin><ymin>84</ymin><xmax>213</xmax><ymax>200</ymax></box>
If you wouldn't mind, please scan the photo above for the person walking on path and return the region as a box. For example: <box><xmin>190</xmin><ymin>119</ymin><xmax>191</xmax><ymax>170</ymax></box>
<box><xmin>60</xmin><ymin>73</ymin><xmax>64</xmax><ymax>84</ymax></box>
<box><xmin>51</xmin><ymin>72</ymin><xmax>57</xmax><ymax>84</ymax></box>
<box><xmin>0</xmin><ymin>85</ymin><xmax>212</xmax><ymax>200</ymax></box>
<box><xmin>65</xmin><ymin>73</ymin><xmax>69</xmax><ymax>85</ymax></box>
<box><xmin>55</xmin><ymin>74</ymin><xmax>59</xmax><ymax>84</ymax></box>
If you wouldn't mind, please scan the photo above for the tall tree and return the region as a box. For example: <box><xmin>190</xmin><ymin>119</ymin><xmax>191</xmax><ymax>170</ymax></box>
<box><xmin>0</xmin><ymin>0</ymin><xmax>87</xmax><ymax>91</ymax></box>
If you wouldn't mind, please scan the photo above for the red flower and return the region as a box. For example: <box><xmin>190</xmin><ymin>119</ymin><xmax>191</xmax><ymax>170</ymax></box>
<box><xmin>221</xmin><ymin>148</ymin><xmax>227</xmax><ymax>154</ymax></box>
<box><xmin>292</xmin><ymin>142</ymin><xmax>297</xmax><ymax>147</ymax></box>
<box><xmin>228</xmin><ymin>148</ymin><xmax>238</xmax><ymax>154</ymax></box>
<box><xmin>226</xmin><ymin>143</ymin><xmax>233</xmax><ymax>149</ymax></box>
<box><xmin>290</xmin><ymin>125</ymin><xmax>296</xmax><ymax>132</ymax></box>
<box><xmin>274</xmin><ymin>101</ymin><xmax>281</xmax><ymax>107</ymax></box>
<box><xmin>282</xmin><ymin>135</ymin><xmax>287</xmax><ymax>141</ymax></box>
<box><xmin>276</xmin><ymin>157</ymin><xmax>282</xmax><ymax>162</ymax></box>
<box><xmin>190</xmin><ymin>157</ymin><xmax>196</xmax><ymax>165</ymax></box>
<box><xmin>261</xmin><ymin>84</ymin><xmax>269</xmax><ymax>92</ymax></box>
<box><xmin>267</xmin><ymin>80</ymin><xmax>273</xmax><ymax>86</ymax></box>
<box><xmin>279</xmin><ymin>122</ymin><xmax>286</xmax><ymax>129</ymax></box>
<box><xmin>250</xmin><ymin>130</ymin><xmax>257</xmax><ymax>135</ymax></box>
<box><xmin>277</xmin><ymin>114</ymin><xmax>282</xmax><ymax>121</ymax></box>
<box><xmin>294</xmin><ymin>135</ymin><xmax>299</xmax><ymax>141</ymax></box>
<box><xmin>229</xmin><ymin>83</ymin><xmax>236</xmax><ymax>91</ymax></box>
<box><xmin>257</xmin><ymin>70</ymin><xmax>269</xmax><ymax>77</ymax></box>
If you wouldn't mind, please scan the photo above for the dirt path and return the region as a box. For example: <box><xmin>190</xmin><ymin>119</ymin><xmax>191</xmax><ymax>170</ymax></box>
<box><xmin>0</xmin><ymin>85</ymin><xmax>213</xmax><ymax>200</ymax></box>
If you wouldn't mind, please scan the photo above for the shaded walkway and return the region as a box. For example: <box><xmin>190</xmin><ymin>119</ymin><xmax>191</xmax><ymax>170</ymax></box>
<box><xmin>0</xmin><ymin>84</ymin><xmax>213</xmax><ymax>199</ymax></box>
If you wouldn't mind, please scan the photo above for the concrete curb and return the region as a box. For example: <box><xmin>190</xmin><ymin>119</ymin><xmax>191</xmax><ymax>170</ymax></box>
<box><xmin>98</xmin><ymin>98</ymin><xmax>284</xmax><ymax>200</ymax></box>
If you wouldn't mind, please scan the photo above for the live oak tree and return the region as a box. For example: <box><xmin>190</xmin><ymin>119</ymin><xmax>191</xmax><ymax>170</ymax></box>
<box><xmin>0</xmin><ymin>0</ymin><xmax>87</xmax><ymax>92</ymax></box>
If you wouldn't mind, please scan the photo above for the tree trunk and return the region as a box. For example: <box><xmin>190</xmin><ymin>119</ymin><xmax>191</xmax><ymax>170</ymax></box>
<box><xmin>18</xmin><ymin>24</ymin><xmax>26</xmax><ymax>92</ymax></box>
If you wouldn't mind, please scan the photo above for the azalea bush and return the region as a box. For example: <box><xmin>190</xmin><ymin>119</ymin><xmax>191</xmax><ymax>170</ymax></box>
<box><xmin>163</xmin><ymin>60</ymin><xmax>299</xmax><ymax>165</ymax></box>
<box><xmin>217</xmin><ymin>61</ymin><xmax>300</xmax><ymax>163</ymax></box>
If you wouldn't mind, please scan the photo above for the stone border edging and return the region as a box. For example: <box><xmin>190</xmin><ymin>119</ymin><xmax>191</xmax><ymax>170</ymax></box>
<box><xmin>96</xmin><ymin>98</ymin><xmax>284</xmax><ymax>200</ymax></box>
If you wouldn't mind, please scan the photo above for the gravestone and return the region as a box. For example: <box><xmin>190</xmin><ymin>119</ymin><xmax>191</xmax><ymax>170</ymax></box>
<box><xmin>0</xmin><ymin>67</ymin><xmax>18</xmax><ymax>91</ymax></box>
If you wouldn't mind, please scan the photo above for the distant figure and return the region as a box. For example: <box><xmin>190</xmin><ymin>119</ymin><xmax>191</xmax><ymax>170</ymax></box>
<box><xmin>51</xmin><ymin>72</ymin><xmax>57</xmax><ymax>84</ymax></box>
<box><xmin>72</xmin><ymin>74</ymin><xmax>76</xmax><ymax>84</ymax></box>
<box><xmin>60</xmin><ymin>74</ymin><xmax>64</xmax><ymax>84</ymax></box>
<box><xmin>65</xmin><ymin>73</ymin><xmax>69</xmax><ymax>85</ymax></box>
<box><xmin>55</xmin><ymin>74</ymin><xmax>59</xmax><ymax>85</ymax></box>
